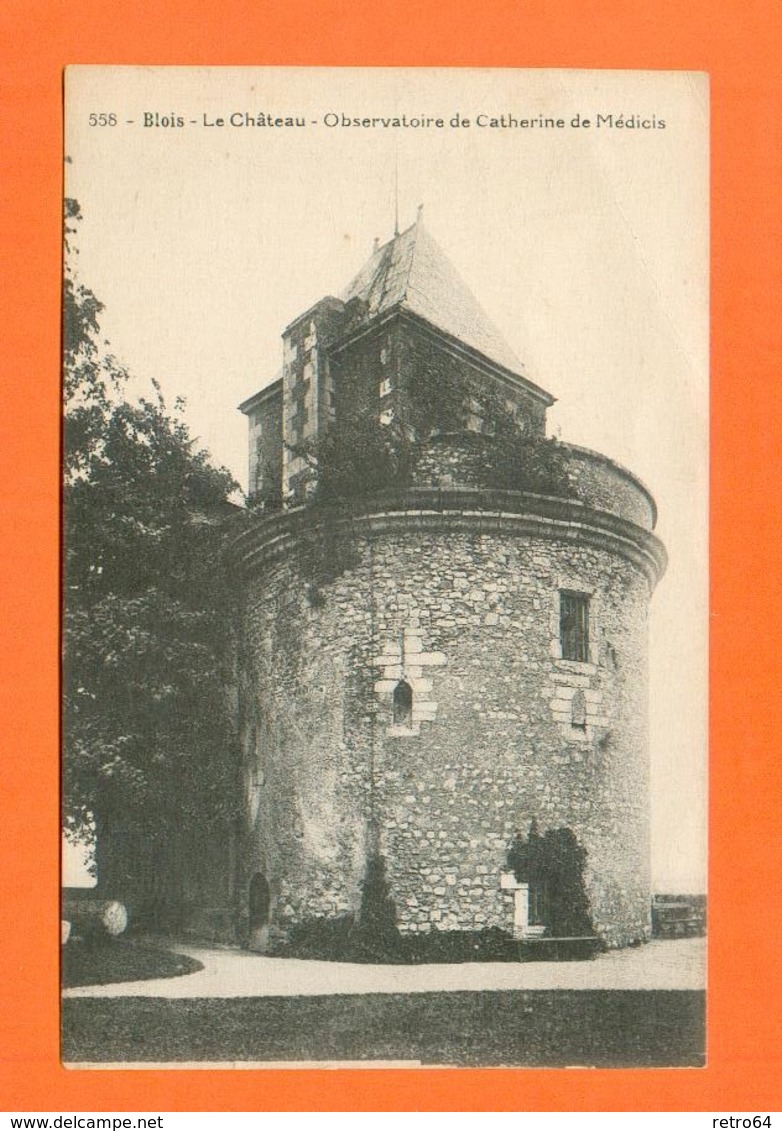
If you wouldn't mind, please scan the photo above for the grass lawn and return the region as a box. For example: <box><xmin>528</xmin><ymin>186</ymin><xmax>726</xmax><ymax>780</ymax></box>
<box><xmin>62</xmin><ymin>939</ymin><xmax>203</xmax><ymax>988</ymax></box>
<box><xmin>62</xmin><ymin>989</ymin><xmax>705</xmax><ymax>1066</ymax></box>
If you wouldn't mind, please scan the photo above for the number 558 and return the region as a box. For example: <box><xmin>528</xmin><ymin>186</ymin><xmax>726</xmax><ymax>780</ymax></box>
<box><xmin>89</xmin><ymin>113</ymin><xmax>117</xmax><ymax>126</ymax></box>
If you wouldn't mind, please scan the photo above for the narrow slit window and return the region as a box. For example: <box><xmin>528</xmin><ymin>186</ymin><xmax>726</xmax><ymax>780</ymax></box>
<box><xmin>529</xmin><ymin>882</ymin><xmax>549</xmax><ymax>927</ymax></box>
<box><xmin>571</xmin><ymin>689</ymin><xmax>587</xmax><ymax>730</ymax></box>
<box><xmin>560</xmin><ymin>591</ymin><xmax>590</xmax><ymax>662</ymax></box>
<box><xmin>393</xmin><ymin>680</ymin><xmax>413</xmax><ymax>727</ymax></box>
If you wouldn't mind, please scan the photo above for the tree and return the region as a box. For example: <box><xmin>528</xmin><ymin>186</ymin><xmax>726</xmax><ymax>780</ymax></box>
<box><xmin>62</xmin><ymin>197</ymin><xmax>128</xmax><ymax>481</ymax></box>
<box><xmin>62</xmin><ymin>199</ymin><xmax>241</xmax><ymax>915</ymax></box>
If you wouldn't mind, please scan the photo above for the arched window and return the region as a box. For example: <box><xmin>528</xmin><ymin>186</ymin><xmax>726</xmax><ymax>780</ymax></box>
<box><xmin>248</xmin><ymin>872</ymin><xmax>270</xmax><ymax>931</ymax></box>
<box><xmin>393</xmin><ymin>680</ymin><xmax>413</xmax><ymax>727</ymax></box>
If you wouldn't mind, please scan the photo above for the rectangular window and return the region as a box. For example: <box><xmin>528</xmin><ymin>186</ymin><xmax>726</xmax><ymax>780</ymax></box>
<box><xmin>560</xmin><ymin>591</ymin><xmax>590</xmax><ymax>662</ymax></box>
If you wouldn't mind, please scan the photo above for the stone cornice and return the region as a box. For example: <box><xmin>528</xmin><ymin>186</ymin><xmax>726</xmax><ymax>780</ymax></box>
<box><xmin>230</xmin><ymin>487</ymin><xmax>667</xmax><ymax>589</ymax></box>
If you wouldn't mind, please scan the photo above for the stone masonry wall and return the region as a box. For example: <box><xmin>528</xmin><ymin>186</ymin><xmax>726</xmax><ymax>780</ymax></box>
<box><xmin>246</xmin><ymin>384</ymin><xmax>283</xmax><ymax>508</ymax></box>
<box><xmin>397</xmin><ymin>318</ymin><xmax>548</xmax><ymax>436</ymax></box>
<box><xmin>236</xmin><ymin>516</ymin><xmax>653</xmax><ymax>948</ymax></box>
<box><xmin>328</xmin><ymin>315</ymin><xmax>549</xmax><ymax>442</ymax></box>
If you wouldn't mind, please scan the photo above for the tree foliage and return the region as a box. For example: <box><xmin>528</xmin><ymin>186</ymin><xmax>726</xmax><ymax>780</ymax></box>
<box><xmin>412</xmin><ymin>374</ymin><xmax>570</xmax><ymax>496</ymax></box>
<box><xmin>286</xmin><ymin>367</ymin><xmax>570</xmax><ymax>507</ymax></box>
<box><xmin>63</xmin><ymin>198</ymin><xmax>129</xmax><ymax>481</ymax></box>
<box><xmin>286</xmin><ymin>412</ymin><xmax>415</xmax><ymax>506</ymax></box>
<box><xmin>62</xmin><ymin>199</ymin><xmax>240</xmax><ymax>866</ymax></box>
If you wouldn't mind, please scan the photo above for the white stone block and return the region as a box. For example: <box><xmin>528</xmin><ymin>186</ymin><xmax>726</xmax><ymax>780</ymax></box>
<box><xmin>418</xmin><ymin>652</ymin><xmax>446</xmax><ymax>666</ymax></box>
<box><xmin>412</xmin><ymin>704</ymin><xmax>438</xmax><ymax>721</ymax></box>
<box><xmin>374</xmin><ymin>679</ymin><xmax>398</xmax><ymax>695</ymax></box>
<box><xmin>409</xmin><ymin>678</ymin><xmax>433</xmax><ymax>695</ymax></box>
<box><xmin>551</xmin><ymin>672</ymin><xmax>590</xmax><ymax>687</ymax></box>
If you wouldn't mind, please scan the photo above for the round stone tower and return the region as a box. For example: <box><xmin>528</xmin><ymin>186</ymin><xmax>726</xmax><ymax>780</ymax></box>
<box><xmin>233</xmin><ymin>219</ymin><xmax>666</xmax><ymax>950</ymax></box>
<box><xmin>230</xmin><ymin>436</ymin><xmax>665</xmax><ymax>949</ymax></box>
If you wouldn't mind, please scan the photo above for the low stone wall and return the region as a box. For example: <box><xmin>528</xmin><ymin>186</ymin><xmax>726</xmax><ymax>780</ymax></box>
<box><xmin>365</xmin><ymin>433</ymin><xmax>657</xmax><ymax>531</ymax></box>
<box><xmin>560</xmin><ymin>443</ymin><xmax>657</xmax><ymax>531</ymax></box>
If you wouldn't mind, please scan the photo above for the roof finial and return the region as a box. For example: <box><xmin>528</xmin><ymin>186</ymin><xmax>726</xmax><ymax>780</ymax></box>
<box><xmin>394</xmin><ymin>152</ymin><xmax>400</xmax><ymax>237</ymax></box>
<box><xmin>417</xmin><ymin>202</ymin><xmax>424</xmax><ymax>223</ymax></box>
<box><xmin>373</xmin><ymin>236</ymin><xmax>380</xmax><ymax>253</ymax></box>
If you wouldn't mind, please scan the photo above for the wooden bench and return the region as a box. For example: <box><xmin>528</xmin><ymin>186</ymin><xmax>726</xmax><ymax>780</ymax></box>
<box><xmin>657</xmin><ymin>917</ymin><xmax>703</xmax><ymax>937</ymax></box>
<box><xmin>652</xmin><ymin>901</ymin><xmax>705</xmax><ymax>938</ymax></box>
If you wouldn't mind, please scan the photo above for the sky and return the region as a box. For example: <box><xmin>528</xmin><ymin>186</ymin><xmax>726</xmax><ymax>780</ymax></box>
<box><xmin>63</xmin><ymin>67</ymin><xmax>709</xmax><ymax>891</ymax></box>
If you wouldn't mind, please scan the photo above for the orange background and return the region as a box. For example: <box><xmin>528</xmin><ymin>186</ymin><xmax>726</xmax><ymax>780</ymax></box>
<box><xmin>1</xmin><ymin>0</ymin><xmax>780</xmax><ymax>1112</ymax></box>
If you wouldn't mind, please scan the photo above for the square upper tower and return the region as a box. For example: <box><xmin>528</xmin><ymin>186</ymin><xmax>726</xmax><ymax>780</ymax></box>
<box><xmin>240</xmin><ymin>217</ymin><xmax>554</xmax><ymax>505</ymax></box>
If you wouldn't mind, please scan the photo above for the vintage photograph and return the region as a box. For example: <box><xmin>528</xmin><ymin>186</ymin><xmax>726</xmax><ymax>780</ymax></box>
<box><xmin>61</xmin><ymin>67</ymin><xmax>708</xmax><ymax>1067</ymax></box>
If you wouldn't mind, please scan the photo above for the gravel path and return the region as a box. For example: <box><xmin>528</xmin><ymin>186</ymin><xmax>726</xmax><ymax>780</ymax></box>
<box><xmin>63</xmin><ymin>936</ymin><xmax>705</xmax><ymax>998</ymax></box>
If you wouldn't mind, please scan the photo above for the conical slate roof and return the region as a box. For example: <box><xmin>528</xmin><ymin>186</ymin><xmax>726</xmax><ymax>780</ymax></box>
<box><xmin>341</xmin><ymin>219</ymin><xmax>529</xmax><ymax>380</ymax></box>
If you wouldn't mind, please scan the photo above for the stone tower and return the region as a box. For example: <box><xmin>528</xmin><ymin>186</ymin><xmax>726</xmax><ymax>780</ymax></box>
<box><xmin>233</xmin><ymin>217</ymin><xmax>666</xmax><ymax>950</ymax></box>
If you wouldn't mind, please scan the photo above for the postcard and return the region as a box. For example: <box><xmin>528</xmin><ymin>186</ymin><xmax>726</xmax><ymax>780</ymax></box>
<box><xmin>61</xmin><ymin>66</ymin><xmax>708</xmax><ymax>1069</ymax></box>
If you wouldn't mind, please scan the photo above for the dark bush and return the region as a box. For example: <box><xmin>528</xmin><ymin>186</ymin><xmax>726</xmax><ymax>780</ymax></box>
<box><xmin>270</xmin><ymin>916</ymin><xmax>524</xmax><ymax>965</ymax></box>
<box><xmin>507</xmin><ymin>820</ymin><xmax>594</xmax><ymax>938</ymax></box>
